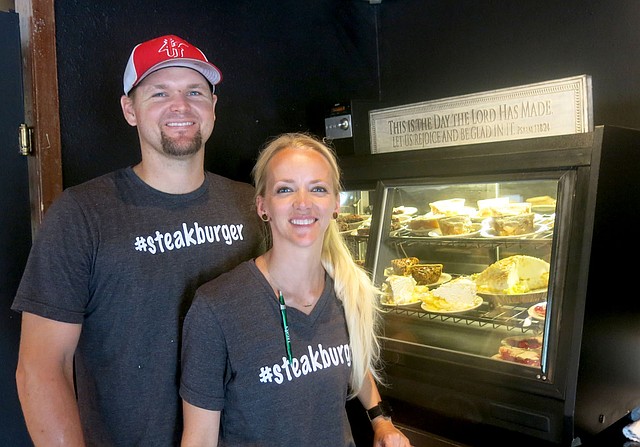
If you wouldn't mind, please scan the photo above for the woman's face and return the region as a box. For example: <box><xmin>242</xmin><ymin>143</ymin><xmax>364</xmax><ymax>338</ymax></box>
<box><xmin>257</xmin><ymin>146</ymin><xmax>340</xmax><ymax>250</ymax></box>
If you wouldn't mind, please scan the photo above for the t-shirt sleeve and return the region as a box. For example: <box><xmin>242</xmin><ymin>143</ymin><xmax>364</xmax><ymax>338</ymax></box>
<box><xmin>11</xmin><ymin>191</ymin><xmax>93</xmax><ymax>323</ymax></box>
<box><xmin>180</xmin><ymin>291</ymin><xmax>228</xmax><ymax>411</ymax></box>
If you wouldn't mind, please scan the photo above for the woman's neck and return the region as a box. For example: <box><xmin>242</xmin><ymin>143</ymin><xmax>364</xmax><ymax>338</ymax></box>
<box><xmin>257</xmin><ymin>250</ymin><xmax>325</xmax><ymax>312</ymax></box>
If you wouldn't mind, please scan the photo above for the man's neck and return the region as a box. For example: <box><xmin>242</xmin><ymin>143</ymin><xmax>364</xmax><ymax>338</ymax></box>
<box><xmin>133</xmin><ymin>159</ymin><xmax>205</xmax><ymax>194</ymax></box>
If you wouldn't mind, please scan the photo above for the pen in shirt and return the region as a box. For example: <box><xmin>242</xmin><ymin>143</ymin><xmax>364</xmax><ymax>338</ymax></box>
<box><xmin>278</xmin><ymin>290</ymin><xmax>293</xmax><ymax>364</ymax></box>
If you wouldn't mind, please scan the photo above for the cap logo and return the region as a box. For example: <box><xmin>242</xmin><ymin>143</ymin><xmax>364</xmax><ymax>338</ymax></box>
<box><xmin>158</xmin><ymin>37</ymin><xmax>188</xmax><ymax>59</ymax></box>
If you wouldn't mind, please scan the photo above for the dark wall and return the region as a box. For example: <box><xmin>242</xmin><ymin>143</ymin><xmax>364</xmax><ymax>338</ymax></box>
<box><xmin>1</xmin><ymin>10</ymin><xmax>33</xmax><ymax>446</ymax></box>
<box><xmin>55</xmin><ymin>1</ymin><xmax>640</xmax><ymax>190</ymax></box>
<box><xmin>54</xmin><ymin>0</ymin><xmax>379</xmax><ymax>187</ymax></box>
<box><xmin>376</xmin><ymin>0</ymin><xmax>640</xmax><ymax>129</ymax></box>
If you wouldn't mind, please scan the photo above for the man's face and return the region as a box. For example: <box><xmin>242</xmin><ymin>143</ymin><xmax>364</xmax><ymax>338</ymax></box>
<box><xmin>121</xmin><ymin>67</ymin><xmax>217</xmax><ymax>159</ymax></box>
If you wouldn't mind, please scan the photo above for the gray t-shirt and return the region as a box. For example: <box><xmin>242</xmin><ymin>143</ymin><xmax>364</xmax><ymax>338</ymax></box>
<box><xmin>12</xmin><ymin>167</ymin><xmax>264</xmax><ymax>446</ymax></box>
<box><xmin>180</xmin><ymin>260</ymin><xmax>356</xmax><ymax>447</ymax></box>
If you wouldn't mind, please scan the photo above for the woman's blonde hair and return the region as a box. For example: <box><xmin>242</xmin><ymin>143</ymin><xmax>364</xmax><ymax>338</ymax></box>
<box><xmin>252</xmin><ymin>132</ymin><xmax>383</xmax><ymax>397</ymax></box>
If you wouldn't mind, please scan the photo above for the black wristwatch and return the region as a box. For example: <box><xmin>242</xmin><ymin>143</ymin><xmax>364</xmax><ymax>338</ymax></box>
<box><xmin>367</xmin><ymin>401</ymin><xmax>392</xmax><ymax>421</ymax></box>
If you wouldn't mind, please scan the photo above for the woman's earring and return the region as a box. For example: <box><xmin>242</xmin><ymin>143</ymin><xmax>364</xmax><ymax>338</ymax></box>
<box><xmin>261</xmin><ymin>213</ymin><xmax>270</xmax><ymax>222</ymax></box>
<box><xmin>332</xmin><ymin>212</ymin><xmax>338</xmax><ymax>219</ymax></box>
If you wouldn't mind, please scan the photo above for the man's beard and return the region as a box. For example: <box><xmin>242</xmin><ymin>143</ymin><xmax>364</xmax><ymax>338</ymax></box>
<box><xmin>160</xmin><ymin>129</ymin><xmax>203</xmax><ymax>157</ymax></box>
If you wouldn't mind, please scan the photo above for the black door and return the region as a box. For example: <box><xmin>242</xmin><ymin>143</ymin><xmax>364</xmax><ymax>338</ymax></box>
<box><xmin>0</xmin><ymin>9</ymin><xmax>33</xmax><ymax>446</ymax></box>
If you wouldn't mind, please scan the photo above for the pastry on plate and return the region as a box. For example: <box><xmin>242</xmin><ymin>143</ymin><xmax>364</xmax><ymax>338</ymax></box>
<box><xmin>410</xmin><ymin>264</ymin><xmax>443</xmax><ymax>285</ymax></box>
<box><xmin>381</xmin><ymin>274</ymin><xmax>417</xmax><ymax>305</ymax></box>
<box><xmin>473</xmin><ymin>255</ymin><xmax>550</xmax><ymax>295</ymax></box>
<box><xmin>391</xmin><ymin>257</ymin><xmax>419</xmax><ymax>276</ymax></box>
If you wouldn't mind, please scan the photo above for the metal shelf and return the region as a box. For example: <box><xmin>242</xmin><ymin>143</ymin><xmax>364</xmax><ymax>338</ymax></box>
<box><xmin>382</xmin><ymin>301</ymin><xmax>542</xmax><ymax>333</ymax></box>
<box><xmin>387</xmin><ymin>233</ymin><xmax>552</xmax><ymax>250</ymax></box>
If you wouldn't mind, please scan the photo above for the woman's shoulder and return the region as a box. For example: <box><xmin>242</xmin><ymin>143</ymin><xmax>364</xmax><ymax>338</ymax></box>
<box><xmin>196</xmin><ymin>260</ymin><xmax>258</xmax><ymax>300</ymax></box>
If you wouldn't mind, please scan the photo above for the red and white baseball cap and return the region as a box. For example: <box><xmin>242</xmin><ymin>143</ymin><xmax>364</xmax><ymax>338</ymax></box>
<box><xmin>123</xmin><ymin>35</ymin><xmax>222</xmax><ymax>95</ymax></box>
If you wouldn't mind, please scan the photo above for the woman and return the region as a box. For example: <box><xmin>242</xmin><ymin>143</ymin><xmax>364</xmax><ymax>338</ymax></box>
<box><xmin>180</xmin><ymin>133</ymin><xmax>411</xmax><ymax>447</ymax></box>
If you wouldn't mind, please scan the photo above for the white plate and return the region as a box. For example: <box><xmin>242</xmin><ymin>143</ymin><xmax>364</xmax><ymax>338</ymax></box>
<box><xmin>424</xmin><ymin>207</ymin><xmax>478</xmax><ymax>219</ymax></box>
<box><xmin>389</xmin><ymin>226</ymin><xmax>407</xmax><ymax>237</ymax></box>
<box><xmin>338</xmin><ymin>214</ymin><xmax>371</xmax><ymax>230</ymax></box>
<box><xmin>490</xmin><ymin>353</ymin><xmax>541</xmax><ymax>367</ymax></box>
<box><xmin>347</xmin><ymin>220</ymin><xmax>368</xmax><ymax>230</ymax></box>
<box><xmin>380</xmin><ymin>297</ymin><xmax>422</xmax><ymax>307</ymax></box>
<box><xmin>420</xmin><ymin>296</ymin><xmax>483</xmax><ymax>314</ymax></box>
<box><xmin>427</xmin><ymin>223</ymin><xmax>482</xmax><ymax>238</ymax></box>
<box><xmin>480</xmin><ymin>223</ymin><xmax>548</xmax><ymax>239</ymax></box>
<box><xmin>535</xmin><ymin>214</ymin><xmax>556</xmax><ymax>229</ymax></box>
<box><xmin>527</xmin><ymin>301</ymin><xmax>547</xmax><ymax>320</ymax></box>
<box><xmin>417</xmin><ymin>272</ymin><xmax>452</xmax><ymax>287</ymax></box>
<box><xmin>501</xmin><ymin>335</ymin><xmax>543</xmax><ymax>350</ymax></box>
<box><xmin>392</xmin><ymin>214</ymin><xmax>412</xmax><ymax>224</ymax></box>
<box><xmin>393</xmin><ymin>206</ymin><xmax>418</xmax><ymax>216</ymax></box>
<box><xmin>406</xmin><ymin>228</ymin><xmax>435</xmax><ymax>236</ymax></box>
<box><xmin>531</xmin><ymin>205</ymin><xmax>556</xmax><ymax>214</ymax></box>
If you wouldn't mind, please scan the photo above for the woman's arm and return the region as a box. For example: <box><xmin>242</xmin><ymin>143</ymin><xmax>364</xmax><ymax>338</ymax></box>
<box><xmin>356</xmin><ymin>371</ymin><xmax>412</xmax><ymax>447</ymax></box>
<box><xmin>181</xmin><ymin>400</ymin><xmax>221</xmax><ymax>447</ymax></box>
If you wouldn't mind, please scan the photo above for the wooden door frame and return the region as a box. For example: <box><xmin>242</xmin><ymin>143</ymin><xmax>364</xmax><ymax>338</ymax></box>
<box><xmin>15</xmin><ymin>0</ymin><xmax>63</xmax><ymax>233</ymax></box>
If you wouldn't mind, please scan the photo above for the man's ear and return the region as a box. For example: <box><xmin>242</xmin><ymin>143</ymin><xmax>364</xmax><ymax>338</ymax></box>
<box><xmin>211</xmin><ymin>94</ymin><xmax>218</xmax><ymax>121</ymax></box>
<box><xmin>120</xmin><ymin>95</ymin><xmax>137</xmax><ymax>126</ymax></box>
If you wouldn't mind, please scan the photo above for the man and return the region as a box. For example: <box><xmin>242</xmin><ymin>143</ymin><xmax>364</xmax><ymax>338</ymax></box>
<box><xmin>12</xmin><ymin>35</ymin><xmax>264</xmax><ymax>446</ymax></box>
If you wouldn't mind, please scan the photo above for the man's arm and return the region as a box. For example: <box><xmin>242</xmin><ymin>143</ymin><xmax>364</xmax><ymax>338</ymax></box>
<box><xmin>15</xmin><ymin>312</ymin><xmax>84</xmax><ymax>446</ymax></box>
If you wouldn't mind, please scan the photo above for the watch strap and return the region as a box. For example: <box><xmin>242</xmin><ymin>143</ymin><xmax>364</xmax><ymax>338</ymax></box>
<box><xmin>366</xmin><ymin>401</ymin><xmax>392</xmax><ymax>421</ymax></box>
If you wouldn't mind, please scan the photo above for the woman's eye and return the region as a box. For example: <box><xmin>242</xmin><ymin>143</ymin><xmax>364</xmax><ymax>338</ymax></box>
<box><xmin>276</xmin><ymin>187</ymin><xmax>292</xmax><ymax>194</ymax></box>
<box><xmin>312</xmin><ymin>186</ymin><xmax>328</xmax><ymax>193</ymax></box>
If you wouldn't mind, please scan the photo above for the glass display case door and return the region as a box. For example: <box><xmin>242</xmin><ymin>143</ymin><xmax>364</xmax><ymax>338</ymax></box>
<box><xmin>365</xmin><ymin>170</ymin><xmax>576</xmax><ymax>379</ymax></box>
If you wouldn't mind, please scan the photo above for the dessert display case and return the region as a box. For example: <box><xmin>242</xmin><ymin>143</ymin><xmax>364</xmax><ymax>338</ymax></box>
<box><xmin>337</xmin><ymin>190</ymin><xmax>374</xmax><ymax>264</ymax></box>
<box><xmin>338</xmin><ymin>126</ymin><xmax>640</xmax><ymax>446</ymax></box>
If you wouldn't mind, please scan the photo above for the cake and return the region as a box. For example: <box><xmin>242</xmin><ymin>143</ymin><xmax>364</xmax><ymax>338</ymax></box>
<box><xmin>496</xmin><ymin>345</ymin><xmax>541</xmax><ymax>367</ymax></box>
<box><xmin>490</xmin><ymin>212</ymin><xmax>535</xmax><ymax>236</ymax></box>
<box><xmin>501</xmin><ymin>335</ymin><xmax>543</xmax><ymax>350</ymax></box>
<box><xmin>336</xmin><ymin>213</ymin><xmax>367</xmax><ymax>230</ymax></box>
<box><xmin>390</xmin><ymin>216</ymin><xmax>404</xmax><ymax>231</ymax></box>
<box><xmin>526</xmin><ymin>195</ymin><xmax>557</xmax><ymax>213</ymax></box>
<box><xmin>431</xmin><ymin>277</ymin><xmax>477</xmax><ymax>308</ymax></box>
<box><xmin>496</xmin><ymin>202</ymin><xmax>532</xmax><ymax>215</ymax></box>
<box><xmin>389</xmin><ymin>221</ymin><xmax>402</xmax><ymax>232</ymax></box>
<box><xmin>437</xmin><ymin>215</ymin><xmax>472</xmax><ymax>235</ymax></box>
<box><xmin>391</xmin><ymin>257</ymin><xmax>419</xmax><ymax>276</ymax></box>
<box><xmin>408</xmin><ymin>215</ymin><xmax>440</xmax><ymax>231</ymax></box>
<box><xmin>382</xmin><ymin>275</ymin><xmax>417</xmax><ymax>304</ymax></box>
<box><xmin>429</xmin><ymin>198</ymin><xmax>465</xmax><ymax>216</ymax></box>
<box><xmin>338</xmin><ymin>213</ymin><xmax>365</xmax><ymax>224</ymax></box>
<box><xmin>473</xmin><ymin>255</ymin><xmax>550</xmax><ymax>294</ymax></box>
<box><xmin>525</xmin><ymin>195</ymin><xmax>556</xmax><ymax>207</ymax></box>
<box><xmin>477</xmin><ymin>197</ymin><xmax>510</xmax><ymax>218</ymax></box>
<box><xmin>410</xmin><ymin>264</ymin><xmax>443</xmax><ymax>285</ymax></box>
